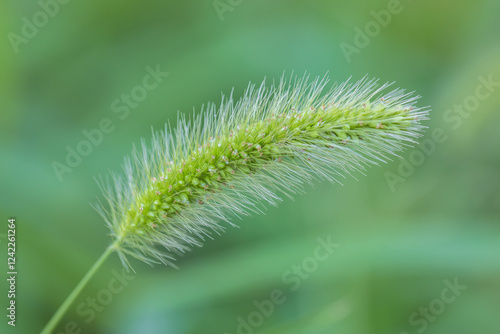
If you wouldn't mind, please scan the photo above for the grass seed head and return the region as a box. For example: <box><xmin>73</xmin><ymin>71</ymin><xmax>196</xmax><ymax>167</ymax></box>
<box><xmin>95</xmin><ymin>74</ymin><xmax>430</xmax><ymax>268</ymax></box>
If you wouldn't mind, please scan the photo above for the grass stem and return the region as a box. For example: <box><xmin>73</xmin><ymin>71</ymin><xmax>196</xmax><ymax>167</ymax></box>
<box><xmin>40</xmin><ymin>240</ymin><xmax>119</xmax><ymax>334</ymax></box>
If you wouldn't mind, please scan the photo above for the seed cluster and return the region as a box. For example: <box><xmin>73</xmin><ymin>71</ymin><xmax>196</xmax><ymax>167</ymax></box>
<box><xmin>125</xmin><ymin>102</ymin><xmax>414</xmax><ymax>235</ymax></box>
<box><xmin>97</xmin><ymin>75</ymin><xmax>429</xmax><ymax>266</ymax></box>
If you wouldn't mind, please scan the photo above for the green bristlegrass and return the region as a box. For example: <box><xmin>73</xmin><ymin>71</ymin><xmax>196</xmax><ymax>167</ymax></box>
<box><xmin>41</xmin><ymin>74</ymin><xmax>429</xmax><ymax>334</ymax></box>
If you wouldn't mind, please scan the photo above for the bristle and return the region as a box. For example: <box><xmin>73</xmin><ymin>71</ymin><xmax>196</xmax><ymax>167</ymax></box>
<box><xmin>94</xmin><ymin>74</ymin><xmax>430</xmax><ymax>269</ymax></box>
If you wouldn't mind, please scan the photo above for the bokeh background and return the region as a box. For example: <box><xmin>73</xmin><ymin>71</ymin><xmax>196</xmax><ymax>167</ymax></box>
<box><xmin>1</xmin><ymin>0</ymin><xmax>499</xmax><ymax>333</ymax></box>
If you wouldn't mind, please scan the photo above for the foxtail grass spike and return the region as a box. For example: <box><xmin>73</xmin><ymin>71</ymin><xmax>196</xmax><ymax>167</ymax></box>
<box><xmin>95</xmin><ymin>74</ymin><xmax>430</xmax><ymax>268</ymax></box>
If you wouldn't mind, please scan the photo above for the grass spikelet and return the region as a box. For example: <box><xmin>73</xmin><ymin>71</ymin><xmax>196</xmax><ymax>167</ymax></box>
<box><xmin>95</xmin><ymin>74</ymin><xmax>430</xmax><ymax>268</ymax></box>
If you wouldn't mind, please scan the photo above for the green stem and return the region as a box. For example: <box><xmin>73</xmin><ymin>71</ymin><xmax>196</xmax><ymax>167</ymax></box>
<box><xmin>40</xmin><ymin>241</ymin><xmax>119</xmax><ymax>334</ymax></box>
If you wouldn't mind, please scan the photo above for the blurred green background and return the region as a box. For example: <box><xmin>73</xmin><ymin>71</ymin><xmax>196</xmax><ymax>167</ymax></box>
<box><xmin>1</xmin><ymin>0</ymin><xmax>499</xmax><ymax>333</ymax></box>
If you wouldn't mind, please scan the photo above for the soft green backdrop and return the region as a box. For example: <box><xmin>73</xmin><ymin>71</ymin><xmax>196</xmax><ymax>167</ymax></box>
<box><xmin>1</xmin><ymin>0</ymin><xmax>499</xmax><ymax>333</ymax></box>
